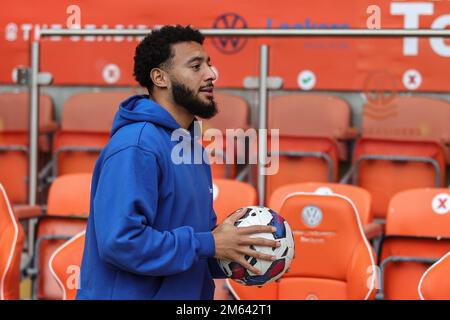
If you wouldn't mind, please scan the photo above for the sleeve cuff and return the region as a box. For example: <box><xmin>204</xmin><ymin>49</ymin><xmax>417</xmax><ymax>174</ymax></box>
<box><xmin>195</xmin><ymin>232</ymin><xmax>215</xmax><ymax>258</ymax></box>
<box><xmin>208</xmin><ymin>258</ymin><xmax>227</xmax><ymax>279</ymax></box>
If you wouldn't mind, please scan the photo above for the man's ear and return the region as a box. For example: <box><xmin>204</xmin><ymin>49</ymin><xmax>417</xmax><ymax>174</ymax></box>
<box><xmin>150</xmin><ymin>68</ymin><xmax>169</xmax><ymax>89</ymax></box>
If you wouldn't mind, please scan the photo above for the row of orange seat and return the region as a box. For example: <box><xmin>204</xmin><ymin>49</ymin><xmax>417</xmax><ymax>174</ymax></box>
<box><xmin>212</xmin><ymin>180</ymin><xmax>450</xmax><ymax>300</ymax></box>
<box><xmin>263</xmin><ymin>94</ymin><xmax>450</xmax><ymax>221</ymax></box>
<box><xmin>0</xmin><ymin>174</ymin><xmax>450</xmax><ymax>299</ymax></box>
<box><xmin>0</xmin><ymin>91</ymin><xmax>134</xmax><ymax>206</ymax></box>
<box><xmin>1</xmin><ymin>91</ymin><xmax>449</xmax><ymax>222</ymax></box>
<box><xmin>1</xmin><ymin>175</ymin><xmax>448</xmax><ymax>300</ymax></box>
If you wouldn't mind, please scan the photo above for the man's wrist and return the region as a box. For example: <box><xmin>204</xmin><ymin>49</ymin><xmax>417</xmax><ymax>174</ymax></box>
<box><xmin>194</xmin><ymin>231</ymin><xmax>215</xmax><ymax>257</ymax></box>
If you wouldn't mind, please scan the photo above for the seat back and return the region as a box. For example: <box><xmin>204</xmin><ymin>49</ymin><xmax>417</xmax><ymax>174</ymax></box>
<box><xmin>53</xmin><ymin>91</ymin><xmax>133</xmax><ymax>176</ymax></box>
<box><xmin>353</xmin><ymin>137</ymin><xmax>446</xmax><ymax>219</ymax></box>
<box><xmin>0</xmin><ymin>92</ymin><xmax>54</xmax><ymax>131</ymax></box>
<box><xmin>0</xmin><ymin>92</ymin><xmax>54</xmax><ymax>204</ymax></box>
<box><xmin>362</xmin><ymin>96</ymin><xmax>450</xmax><ymax>163</ymax></box>
<box><xmin>418</xmin><ymin>251</ymin><xmax>450</xmax><ymax>300</ymax></box>
<box><xmin>269</xmin><ymin>93</ymin><xmax>351</xmax><ymax>157</ymax></box>
<box><xmin>212</xmin><ymin>179</ymin><xmax>257</xmax><ymax>224</ymax></box>
<box><xmin>265</xmin><ymin>94</ymin><xmax>350</xmax><ymax>201</ymax></box>
<box><xmin>35</xmin><ymin>173</ymin><xmax>91</xmax><ymax>300</ymax></box>
<box><xmin>277</xmin><ymin>192</ymin><xmax>376</xmax><ymax>300</ymax></box>
<box><xmin>60</xmin><ymin>92</ymin><xmax>132</xmax><ymax>133</ymax></box>
<box><xmin>201</xmin><ymin>93</ymin><xmax>250</xmax><ymax>179</ymax></box>
<box><xmin>269</xmin><ymin>94</ymin><xmax>352</xmax><ymax>139</ymax></box>
<box><xmin>201</xmin><ymin>93</ymin><xmax>249</xmax><ymax>133</ymax></box>
<box><xmin>53</xmin><ymin>132</ymin><xmax>110</xmax><ymax>176</ymax></box>
<box><xmin>0</xmin><ymin>147</ymin><xmax>28</xmax><ymax>204</ymax></box>
<box><xmin>265</xmin><ymin>136</ymin><xmax>339</xmax><ymax>201</ymax></box>
<box><xmin>0</xmin><ymin>183</ymin><xmax>25</xmax><ymax>300</ymax></box>
<box><xmin>46</xmin><ymin>174</ymin><xmax>92</xmax><ymax>216</ymax></box>
<box><xmin>269</xmin><ymin>183</ymin><xmax>373</xmax><ymax>225</ymax></box>
<box><xmin>381</xmin><ymin>188</ymin><xmax>450</xmax><ymax>300</ymax></box>
<box><xmin>49</xmin><ymin>231</ymin><xmax>85</xmax><ymax>300</ymax></box>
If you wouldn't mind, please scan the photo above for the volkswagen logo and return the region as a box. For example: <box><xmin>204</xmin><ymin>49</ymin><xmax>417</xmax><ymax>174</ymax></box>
<box><xmin>302</xmin><ymin>205</ymin><xmax>323</xmax><ymax>228</ymax></box>
<box><xmin>212</xmin><ymin>13</ymin><xmax>248</xmax><ymax>54</ymax></box>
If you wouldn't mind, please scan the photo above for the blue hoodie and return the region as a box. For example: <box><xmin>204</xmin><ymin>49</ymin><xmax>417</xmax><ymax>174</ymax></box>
<box><xmin>76</xmin><ymin>94</ymin><xmax>226</xmax><ymax>300</ymax></box>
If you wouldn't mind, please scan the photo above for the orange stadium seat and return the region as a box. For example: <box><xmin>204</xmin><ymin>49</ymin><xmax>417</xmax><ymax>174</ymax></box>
<box><xmin>379</xmin><ymin>188</ymin><xmax>450</xmax><ymax>300</ymax></box>
<box><xmin>212</xmin><ymin>178</ymin><xmax>257</xmax><ymax>224</ymax></box>
<box><xmin>201</xmin><ymin>93</ymin><xmax>250</xmax><ymax>179</ymax></box>
<box><xmin>49</xmin><ymin>231</ymin><xmax>85</xmax><ymax>300</ymax></box>
<box><xmin>363</xmin><ymin>96</ymin><xmax>450</xmax><ymax>163</ymax></box>
<box><xmin>31</xmin><ymin>173</ymin><xmax>91</xmax><ymax>300</ymax></box>
<box><xmin>418</xmin><ymin>251</ymin><xmax>450</xmax><ymax>300</ymax></box>
<box><xmin>49</xmin><ymin>91</ymin><xmax>134</xmax><ymax>179</ymax></box>
<box><xmin>0</xmin><ymin>183</ymin><xmax>25</xmax><ymax>300</ymax></box>
<box><xmin>345</xmin><ymin>138</ymin><xmax>445</xmax><ymax>220</ymax></box>
<box><xmin>0</xmin><ymin>92</ymin><xmax>56</xmax><ymax>204</ymax></box>
<box><xmin>229</xmin><ymin>192</ymin><xmax>377</xmax><ymax>300</ymax></box>
<box><xmin>344</xmin><ymin>96</ymin><xmax>450</xmax><ymax>220</ymax></box>
<box><xmin>265</xmin><ymin>94</ymin><xmax>356</xmax><ymax>202</ymax></box>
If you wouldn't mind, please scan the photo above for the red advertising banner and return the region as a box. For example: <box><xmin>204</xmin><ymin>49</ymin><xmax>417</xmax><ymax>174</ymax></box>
<box><xmin>0</xmin><ymin>0</ymin><xmax>449</xmax><ymax>91</ymax></box>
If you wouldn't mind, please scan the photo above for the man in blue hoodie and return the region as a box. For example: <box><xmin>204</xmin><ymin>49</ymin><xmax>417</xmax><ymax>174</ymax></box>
<box><xmin>76</xmin><ymin>25</ymin><xmax>279</xmax><ymax>300</ymax></box>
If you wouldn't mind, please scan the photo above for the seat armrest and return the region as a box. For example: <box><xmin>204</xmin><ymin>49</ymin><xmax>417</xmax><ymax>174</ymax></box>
<box><xmin>337</xmin><ymin>127</ymin><xmax>360</xmax><ymax>141</ymax></box>
<box><xmin>13</xmin><ymin>205</ymin><xmax>43</xmax><ymax>220</ymax></box>
<box><xmin>39</xmin><ymin>121</ymin><xmax>59</xmax><ymax>134</ymax></box>
<box><xmin>364</xmin><ymin>222</ymin><xmax>384</xmax><ymax>240</ymax></box>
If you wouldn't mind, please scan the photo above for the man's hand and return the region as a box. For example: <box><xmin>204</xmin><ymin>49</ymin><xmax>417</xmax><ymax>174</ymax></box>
<box><xmin>212</xmin><ymin>208</ymin><xmax>280</xmax><ymax>275</ymax></box>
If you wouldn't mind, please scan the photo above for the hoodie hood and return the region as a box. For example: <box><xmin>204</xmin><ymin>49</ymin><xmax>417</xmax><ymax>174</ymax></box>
<box><xmin>111</xmin><ymin>94</ymin><xmax>183</xmax><ymax>137</ymax></box>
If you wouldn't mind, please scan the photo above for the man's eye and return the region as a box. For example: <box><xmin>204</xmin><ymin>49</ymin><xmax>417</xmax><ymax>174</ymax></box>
<box><xmin>192</xmin><ymin>65</ymin><xmax>200</xmax><ymax>70</ymax></box>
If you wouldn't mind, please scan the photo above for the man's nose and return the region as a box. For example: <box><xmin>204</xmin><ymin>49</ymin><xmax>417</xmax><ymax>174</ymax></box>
<box><xmin>205</xmin><ymin>66</ymin><xmax>217</xmax><ymax>82</ymax></box>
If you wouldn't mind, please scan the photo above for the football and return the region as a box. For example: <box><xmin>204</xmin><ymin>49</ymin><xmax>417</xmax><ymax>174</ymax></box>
<box><xmin>218</xmin><ymin>206</ymin><xmax>295</xmax><ymax>286</ymax></box>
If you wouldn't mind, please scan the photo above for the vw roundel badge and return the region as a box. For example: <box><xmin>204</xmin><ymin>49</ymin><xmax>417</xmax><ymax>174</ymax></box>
<box><xmin>301</xmin><ymin>205</ymin><xmax>323</xmax><ymax>228</ymax></box>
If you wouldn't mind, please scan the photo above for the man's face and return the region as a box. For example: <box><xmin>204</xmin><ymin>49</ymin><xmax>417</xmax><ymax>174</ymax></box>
<box><xmin>166</xmin><ymin>41</ymin><xmax>218</xmax><ymax>119</ymax></box>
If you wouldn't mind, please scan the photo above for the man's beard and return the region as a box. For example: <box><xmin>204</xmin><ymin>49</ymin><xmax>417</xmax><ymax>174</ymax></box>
<box><xmin>171</xmin><ymin>79</ymin><xmax>218</xmax><ymax>119</ymax></box>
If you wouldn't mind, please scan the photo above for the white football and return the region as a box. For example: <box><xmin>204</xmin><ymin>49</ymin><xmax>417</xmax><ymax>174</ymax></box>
<box><xmin>218</xmin><ymin>206</ymin><xmax>295</xmax><ymax>286</ymax></box>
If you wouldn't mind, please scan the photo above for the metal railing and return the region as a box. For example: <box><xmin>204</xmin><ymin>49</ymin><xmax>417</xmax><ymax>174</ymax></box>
<box><xmin>40</xmin><ymin>28</ymin><xmax>450</xmax><ymax>37</ymax></box>
<box><xmin>29</xmin><ymin>27</ymin><xmax>450</xmax><ymax>208</ymax></box>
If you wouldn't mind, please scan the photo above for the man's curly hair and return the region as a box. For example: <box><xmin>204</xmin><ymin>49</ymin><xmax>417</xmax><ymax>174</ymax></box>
<box><xmin>133</xmin><ymin>25</ymin><xmax>204</xmax><ymax>93</ymax></box>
